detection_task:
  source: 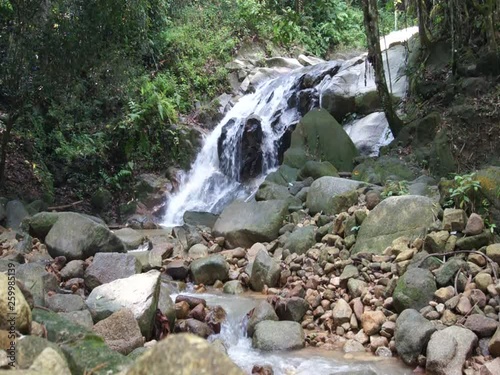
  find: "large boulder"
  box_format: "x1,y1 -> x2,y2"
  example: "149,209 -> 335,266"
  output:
297,160 -> 339,181
252,321 -> 305,351
125,333 -> 245,375
112,228 -> 147,250
343,112 -> 393,157
352,195 -> 437,254
213,200 -> 288,248
306,176 -> 363,215
44,212 -> 125,261
0,273 -> 32,334
183,211 -> 219,229
395,309 -> 437,366
84,252 -> 141,290
250,250 -> 280,292
190,255 -> 230,285
393,268 -> 437,313
282,109 -> 359,171
476,166 -> 500,226
352,156 -> 417,185
86,270 -> 161,338
247,301 -> 279,337
426,326 -> 477,375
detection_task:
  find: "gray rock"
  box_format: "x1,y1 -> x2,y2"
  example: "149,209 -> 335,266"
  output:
15,263 -> 59,307
125,333 -> 245,375
395,309 -> 436,366
247,301 -> 279,337
188,243 -> 209,260
92,308 -> 144,355
84,252 -> 141,291
164,259 -> 189,280
15,336 -> 65,369
45,294 -> 86,313
250,250 -> 280,292
113,228 -> 147,250
190,255 -> 229,285
57,310 -> 94,329
306,176 -> 363,215
426,326 -> 477,375
352,195 -> 437,254
332,298 -> 352,326
86,270 -> 161,339
183,211 -> 219,229
59,260 -> 85,280
158,279 -> 176,326
283,226 -> 316,255
223,280 -> 244,295
343,339 -> 366,353
275,297 -> 309,322
252,320 -> 305,350
393,268 -> 437,313
213,200 -> 289,248
45,212 -> 125,260
28,347 -> 71,375
5,200 -> 29,230
343,112 -> 393,157
435,258 -> 467,287
464,314 -> 498,338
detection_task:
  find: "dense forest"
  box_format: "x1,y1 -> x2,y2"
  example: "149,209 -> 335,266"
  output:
0,0 -> 498,210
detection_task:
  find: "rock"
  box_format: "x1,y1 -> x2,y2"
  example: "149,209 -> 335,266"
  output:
27,347 -> 71,375
59,260 -> 84,280
15,263 -> 59,307
362,310 -> 386,335
5,200 -> 29,230
125,333 -> 245,375
344,112 -> 394,157
395,309 -> 437,366
297,160 -> 339,180
464,213 -> 484,235
343,339 -> 365,353
188,243 -> 209,260
45,294 -> 86,313
223,280 -> 244,295
283,109 -> 359,171
86,270 -> 161,338
113,228 -> 147,250
486,244 -> 500,265
340,264 -> 359,282
0,273 -> 31,334
426,326 -> 477,375
84,252 -> 141,290
45,212 -> 125,261
464,315 -> 498,338
474,273 -> 493,292
252,321 -> 304,351
183,211 -> 219,229
213,200 -> 288,248
15,336 -> 64,369
247,301 -> 279,337
424,231 -> 450,254
480,358 -> 500,375
442,209 -> 467,232
455,230 -> 492,250
352,156 -> 417,185
393,268 -> 437,313
27,212 -> 60,240
58,310 -> 94,329
488,326 -> 500,357
265,165 -> 299,186
190,255 -> 229,285
434,286 -> 455,303
250,250 -> 280,292
32,308 -> 131,374
332,298 -> 352,326
352,195 -> 436,255
347,279 -> 368,298
283,226 -> 316,255
275,297 -> 308,322
306,176 -> 363,215
92,309 -> 144,355
179,319 -> 213,338
435,258 -> 467,287
164,260 -> 189,280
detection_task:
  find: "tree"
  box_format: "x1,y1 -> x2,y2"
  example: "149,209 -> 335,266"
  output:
361,0 -> 403,137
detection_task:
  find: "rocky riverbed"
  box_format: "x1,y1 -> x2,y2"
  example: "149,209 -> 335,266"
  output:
1,164 -> 500,375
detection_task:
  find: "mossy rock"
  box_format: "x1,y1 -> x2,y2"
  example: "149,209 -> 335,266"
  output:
393,268 -> 437,313
354,91 -> 381,115
428,129 -> 456,178
282,109 -> 359,172
27,212 -> 60,241
352,156 -> 418,185
265,165 -> 299,186
395,112 -> 440,148
297,160 -> 338,181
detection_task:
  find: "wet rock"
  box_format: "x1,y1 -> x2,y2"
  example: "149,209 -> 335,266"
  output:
179,318 -> 213,338
190,255 -> 229,285
393,268 -> 437,313
426,326 -> 477,375
252,321 -> 304,351
395,309 -> 437,366
250,250 -> 280,292
183,211 -> 219,229
125,333 -> 245,375
86,270 -> 161,338
92,309 -> 144,355
247,301 -> 279,337
84,252 -> 141,291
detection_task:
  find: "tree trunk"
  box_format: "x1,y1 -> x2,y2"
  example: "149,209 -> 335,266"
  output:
362,0 -> 404,137
417,0 -> 431,49
0,115 -> 14,188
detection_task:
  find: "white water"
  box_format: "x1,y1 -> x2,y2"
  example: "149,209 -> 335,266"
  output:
173,292 -> 412,375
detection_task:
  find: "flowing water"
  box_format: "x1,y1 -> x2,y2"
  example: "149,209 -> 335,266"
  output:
172,291 -> 413,375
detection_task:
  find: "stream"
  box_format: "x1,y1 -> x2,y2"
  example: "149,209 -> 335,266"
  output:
172,290 -> 413,375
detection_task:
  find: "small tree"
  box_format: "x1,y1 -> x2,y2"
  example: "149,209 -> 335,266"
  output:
361,0 -> 403,137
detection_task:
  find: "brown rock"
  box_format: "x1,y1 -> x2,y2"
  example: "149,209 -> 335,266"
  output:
464,213 -> 484,236
456,296 -> 473,315
175,295 -> 207,308
332,298 -> 352,326
362,310 -> 386,336
480,358 -> 500,375
442,209 -> 467,232
434,286 -> 456,303
365,191 -> 381,210
488,326 -> 500,357
175,301 -> 190,319
351,297 -> 364,322
369,335 -> 389,351
188,303 -> 206,321
464,315 -> 499,338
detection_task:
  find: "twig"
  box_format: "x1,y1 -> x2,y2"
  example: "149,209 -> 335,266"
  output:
47,200 -> 84,211
454,268 -> 462,296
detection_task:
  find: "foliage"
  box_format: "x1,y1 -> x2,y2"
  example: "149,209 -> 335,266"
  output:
381,180 -> 409,199
446,173 -> 482,214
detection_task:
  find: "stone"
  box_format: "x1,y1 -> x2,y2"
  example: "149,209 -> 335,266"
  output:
480,358 -> 500,375
297,160 -> 339,181
343,339 -> 365,353
252,321 -> 304,351
464,213 -> 484,235
183,211 -> 219,229
113,228 -> 147,250
464,315 -> 499,338
0,273 -> 31,334
347,279 -> 368,298
393,268 -> 437,313
488,326 -> 500,357
250,250 -> 280,292
306,177 -> 363,215
456,231 -> 492,250
442,209 -> 467,232
474,273 -> 493,292
28,347 -> 71,375
362,310 -> 386,336
15,336 -> 64,369
45,294 -> 86,313
45,212 -> 125,261
247,301 -> 279,337
92,309 -> 144,355
435,258 -> 467,287
191,255 -> 230,285
395,309 -> 437,366
352,156 -> 417,185
223,280 -> 244,295
84,252 -> 141,291
5,200 -> 29,230
86,270 -> 161,338
188,243 -> 209,260
125,333 -> 245,375
332,298 -> 352,326
486,244 -> 500,265
424,231 -> 450,254
283,226 -> 316,255
212,200 -> 289,248
59,260 -> 85,280
434,286 -> 455,303
58,310 -> 94,329
352,195 -> 436,254
164,259 -> 189,280
275,297 -> 309,322
426,326 -> 477,375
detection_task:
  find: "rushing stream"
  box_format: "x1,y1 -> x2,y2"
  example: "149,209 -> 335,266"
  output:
172,291 -> 413,375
